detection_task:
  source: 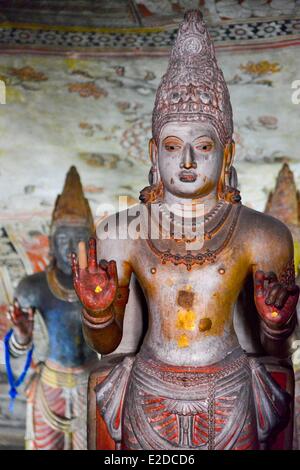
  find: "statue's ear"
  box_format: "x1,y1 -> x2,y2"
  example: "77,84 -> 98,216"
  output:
225,140 -> 235,168
148,138 -> 161,185
149,137 -> 158,165
217,139 -> 236,199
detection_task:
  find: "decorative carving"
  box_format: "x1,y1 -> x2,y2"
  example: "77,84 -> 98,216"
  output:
122,347 -> 256,450
146,203 -> 242,270
152,10 -> 233,146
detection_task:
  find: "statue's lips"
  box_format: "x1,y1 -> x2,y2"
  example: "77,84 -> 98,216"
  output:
179,171 -> 197,183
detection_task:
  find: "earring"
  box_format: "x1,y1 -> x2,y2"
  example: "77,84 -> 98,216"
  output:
140,139 -> 164,204
218,141 -> 241,204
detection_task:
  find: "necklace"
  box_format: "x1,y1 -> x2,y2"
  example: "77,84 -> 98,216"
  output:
146,203 -> 241,270
46,267 -> 78,303
158,200 -> 224,228
156,200 -> 232,243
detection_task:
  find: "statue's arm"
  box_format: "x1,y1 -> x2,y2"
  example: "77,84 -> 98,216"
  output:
251,220 -> 299,358
72,236 -> 133,355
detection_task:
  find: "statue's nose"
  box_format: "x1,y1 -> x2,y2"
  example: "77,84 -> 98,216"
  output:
180,144 -> 196,170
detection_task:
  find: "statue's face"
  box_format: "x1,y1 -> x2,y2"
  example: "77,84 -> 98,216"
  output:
157,121 -> 224,200
52,224 -> 90,275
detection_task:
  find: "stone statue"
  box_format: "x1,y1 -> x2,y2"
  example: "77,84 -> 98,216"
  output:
7,166 -> 98,450
72,11 -> 299,450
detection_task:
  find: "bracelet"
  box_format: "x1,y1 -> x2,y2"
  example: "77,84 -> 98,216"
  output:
9,332 -> 32,358
4,329 -> 34,411
81,308 -> 115,330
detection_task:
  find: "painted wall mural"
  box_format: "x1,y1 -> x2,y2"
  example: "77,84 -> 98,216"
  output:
0,46 -> 299,222
0,0 -> 300,449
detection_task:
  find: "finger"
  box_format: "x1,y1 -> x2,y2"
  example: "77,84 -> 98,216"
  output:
87,238 -> 97,272
78,241 -> 88,269
71,252 -> 80,279
281,286 -> 299,317
13,298 -> 22,319
7,304 -> 13,321
107,260 -> 118,285
10,308 -> 18,324
28,308 -> 35,321
274,288 -> 289,309
265,283 -> 281,305
254,271 -> 266,297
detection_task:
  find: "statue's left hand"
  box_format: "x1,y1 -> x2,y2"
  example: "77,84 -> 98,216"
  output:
254,270 -> 299,329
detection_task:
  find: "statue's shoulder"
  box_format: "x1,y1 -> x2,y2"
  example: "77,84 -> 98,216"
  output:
16,271 -> 47,308
239,204 -> 293,250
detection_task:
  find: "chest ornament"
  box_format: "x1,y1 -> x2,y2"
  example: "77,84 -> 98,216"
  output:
146,203 -> 241,271
46,266 -> 78,303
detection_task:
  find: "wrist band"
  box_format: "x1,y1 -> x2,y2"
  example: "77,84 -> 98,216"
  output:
9,331 -> 32,357
81,308 -> 115,330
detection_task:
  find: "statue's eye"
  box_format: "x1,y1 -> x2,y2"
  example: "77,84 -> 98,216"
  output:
165,144 -> 181,151
195,142 -> 213,152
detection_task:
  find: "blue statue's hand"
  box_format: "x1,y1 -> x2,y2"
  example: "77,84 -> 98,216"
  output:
7,299 -> 35,345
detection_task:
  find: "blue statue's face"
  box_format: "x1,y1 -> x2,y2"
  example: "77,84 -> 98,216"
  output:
53,224 -> 90,275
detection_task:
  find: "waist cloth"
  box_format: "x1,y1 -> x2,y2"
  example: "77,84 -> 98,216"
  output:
96,346 -> 291,450
25,360 -> 97,450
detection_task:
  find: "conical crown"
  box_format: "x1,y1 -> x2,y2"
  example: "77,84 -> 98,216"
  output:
152,10 -> 233,146
265,163 -> 299,226
51,166 -> 94,230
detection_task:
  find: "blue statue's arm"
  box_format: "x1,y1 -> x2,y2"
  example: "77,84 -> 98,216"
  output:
8,273 -> 43,356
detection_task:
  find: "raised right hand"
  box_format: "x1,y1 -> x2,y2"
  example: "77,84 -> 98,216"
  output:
7,299 -> 35,345
71,238 -> 118,316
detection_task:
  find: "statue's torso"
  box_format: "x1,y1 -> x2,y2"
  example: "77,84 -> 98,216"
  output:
132,240 -> 247,366
16,271 -> 97,368
123,204 -> 273,366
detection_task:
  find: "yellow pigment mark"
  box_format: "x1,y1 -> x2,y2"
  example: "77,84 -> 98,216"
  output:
271,311 -> 279,318
166,278 -> 174,287
185,285 -> 192,291
95,285 -> 102,293
177,334 -> 189,348
176,309 -> 196,331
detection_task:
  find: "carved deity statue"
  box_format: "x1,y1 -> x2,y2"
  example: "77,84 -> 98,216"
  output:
7,166 -> 98,450
72,11 -> 299,450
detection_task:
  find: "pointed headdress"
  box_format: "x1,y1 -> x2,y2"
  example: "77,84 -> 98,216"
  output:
152,10 -> 233,146
51,166 -> 94,231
